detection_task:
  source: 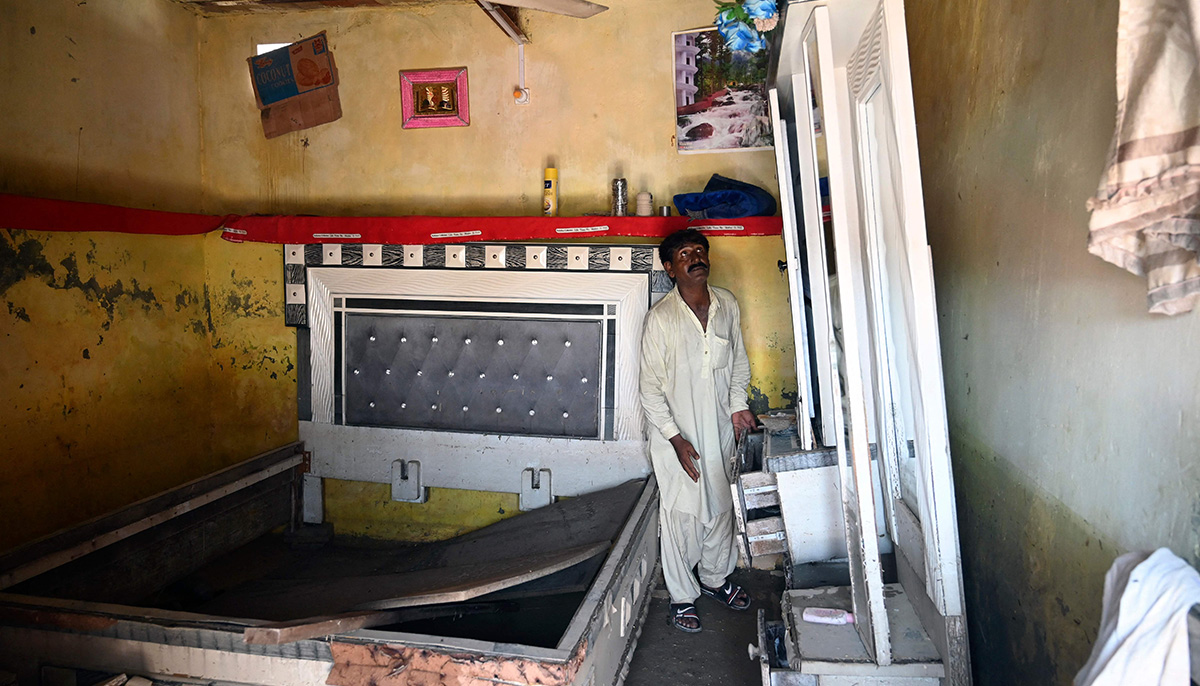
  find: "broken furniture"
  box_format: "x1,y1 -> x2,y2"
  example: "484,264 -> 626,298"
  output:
755,0 -> 973,683
0,443 -> 660,686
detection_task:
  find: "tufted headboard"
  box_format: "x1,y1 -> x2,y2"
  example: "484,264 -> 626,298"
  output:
295,243 -> 667,511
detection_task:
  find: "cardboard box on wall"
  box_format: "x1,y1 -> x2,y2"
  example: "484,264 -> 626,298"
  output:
247,32 -> 342,138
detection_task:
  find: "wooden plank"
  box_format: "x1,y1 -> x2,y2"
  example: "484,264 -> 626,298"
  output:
205,543 -> 609,621
741,472 -> 781,510
244,602 -> 507,645
10,472 -> 294,605
0,442 -> 304,589
748,517 -> 788,556
556,475 -> 656,652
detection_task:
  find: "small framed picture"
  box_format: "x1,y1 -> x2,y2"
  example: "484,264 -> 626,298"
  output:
672,28 -> 773,153
400,67 -> 470,129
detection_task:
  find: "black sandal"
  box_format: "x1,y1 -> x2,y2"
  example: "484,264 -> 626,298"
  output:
668,603 -> 702,633
700,579 -> 751,610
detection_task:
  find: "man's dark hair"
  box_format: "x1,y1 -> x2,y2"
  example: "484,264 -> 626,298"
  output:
658,228 -> 710,266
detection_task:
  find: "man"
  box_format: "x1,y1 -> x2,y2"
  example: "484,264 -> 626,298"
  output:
639,228 -> 756,633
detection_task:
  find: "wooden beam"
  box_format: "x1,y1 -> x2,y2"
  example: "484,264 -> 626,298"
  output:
244,602 -> 508,645
212,542 -> 608,621
490,0 -> 607,19
0,443 -> 305,589
477,1 -> 529,45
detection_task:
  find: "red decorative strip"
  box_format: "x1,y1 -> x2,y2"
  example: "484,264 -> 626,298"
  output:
0,194 -> 782,244
0,194 -> 224,236
220,215 -> 781,244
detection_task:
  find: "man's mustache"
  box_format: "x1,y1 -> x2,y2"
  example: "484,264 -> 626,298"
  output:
688,262 -> 709,273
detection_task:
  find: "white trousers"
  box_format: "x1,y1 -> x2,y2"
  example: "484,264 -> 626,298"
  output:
659,507 -> 738,604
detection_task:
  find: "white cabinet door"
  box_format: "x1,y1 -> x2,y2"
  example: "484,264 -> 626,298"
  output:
839,1 -> 969,681
774,3 -> 892,664
773,0 -> 971,680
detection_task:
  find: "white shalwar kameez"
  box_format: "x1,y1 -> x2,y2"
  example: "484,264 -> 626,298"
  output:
639,285 -> 752,604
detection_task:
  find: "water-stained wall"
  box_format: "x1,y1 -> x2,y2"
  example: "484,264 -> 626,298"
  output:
906,0 -> 1200,682
2,0 -> 795,548
195,1 -> 797,538
0,0 -> 296,552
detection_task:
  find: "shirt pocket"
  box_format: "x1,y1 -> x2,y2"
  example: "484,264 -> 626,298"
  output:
710,334 -> 732,369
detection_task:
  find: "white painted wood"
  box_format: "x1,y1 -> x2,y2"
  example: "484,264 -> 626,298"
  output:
842,0 -> 964,619
446,245 -> 466,268
0,455 -> 303,589
285,244 -> 305,264
610,247 -> 632,271
362,244 -> 383,266
796,4 -> 892,664
818,676 -> 939,686
769,87 -> 817,451
301,421 -> 649,498
0,629 -> 332,685
305,268 -> 648,441
780,57 -> 838,446
485,245 -> 507,268
776,466 -> 847,563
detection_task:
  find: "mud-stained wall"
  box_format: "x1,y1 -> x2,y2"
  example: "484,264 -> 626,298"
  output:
0,0 -> 297,552
195,1 -> 798,539
906,0 -> 1200,682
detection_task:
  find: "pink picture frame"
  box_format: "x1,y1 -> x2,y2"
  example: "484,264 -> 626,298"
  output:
400,67 -> 470,129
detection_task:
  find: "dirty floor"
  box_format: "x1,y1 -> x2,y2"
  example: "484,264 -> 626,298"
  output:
625,567 -> 784,686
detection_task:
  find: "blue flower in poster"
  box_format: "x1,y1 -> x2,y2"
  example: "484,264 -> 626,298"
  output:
719,19 -> 765,53
715,7 -> 740,30
741,0 -> 777,20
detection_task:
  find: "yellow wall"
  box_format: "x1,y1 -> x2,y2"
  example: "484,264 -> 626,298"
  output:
0,0 -> 296,552
1,0 -> 796,549
195,1 -> 797,540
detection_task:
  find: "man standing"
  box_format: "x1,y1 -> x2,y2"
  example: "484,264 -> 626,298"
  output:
640,228 -> 756,633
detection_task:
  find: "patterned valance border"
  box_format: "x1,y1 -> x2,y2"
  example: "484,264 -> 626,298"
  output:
283,242 -> 672,326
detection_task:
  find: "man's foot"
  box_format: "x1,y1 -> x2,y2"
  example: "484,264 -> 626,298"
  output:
700,579 -> 751,610
668,603 -> 702,633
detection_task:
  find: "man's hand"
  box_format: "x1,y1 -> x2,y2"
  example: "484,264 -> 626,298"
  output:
668,434 -> 701,483
732,409 -> 758,441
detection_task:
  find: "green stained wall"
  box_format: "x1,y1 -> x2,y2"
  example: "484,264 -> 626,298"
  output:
905,0 -> 1200,682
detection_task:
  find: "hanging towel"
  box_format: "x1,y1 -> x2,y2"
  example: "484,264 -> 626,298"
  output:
1087,0 -> 1200,315
1073,548 -> 1200,686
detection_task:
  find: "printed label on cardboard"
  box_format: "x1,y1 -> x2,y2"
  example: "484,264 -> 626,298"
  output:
248,32 -> 335,108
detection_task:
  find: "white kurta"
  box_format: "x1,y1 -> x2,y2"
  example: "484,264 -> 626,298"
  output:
639,285 -> 752,522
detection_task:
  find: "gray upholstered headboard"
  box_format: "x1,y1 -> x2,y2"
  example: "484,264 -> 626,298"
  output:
340,305 -> 610,439
295,244 -> 663,512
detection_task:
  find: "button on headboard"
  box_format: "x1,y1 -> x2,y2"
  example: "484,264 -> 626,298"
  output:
343,312 -> 604,438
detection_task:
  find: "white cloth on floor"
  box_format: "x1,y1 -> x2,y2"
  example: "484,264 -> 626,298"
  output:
1086,0 -> 1200,315
639,285 -> 751,521
659,507 -> 738,604
1073,548 -> 1200,686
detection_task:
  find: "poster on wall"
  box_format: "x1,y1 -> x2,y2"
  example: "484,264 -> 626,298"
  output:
672,28 -> 773,154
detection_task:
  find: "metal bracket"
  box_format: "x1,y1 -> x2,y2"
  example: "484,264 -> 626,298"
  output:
391,459 -> 428,503
302,473 -> 325,524
519,468 -> 552,510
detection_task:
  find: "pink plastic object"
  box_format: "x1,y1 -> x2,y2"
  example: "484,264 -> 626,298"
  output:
801,607 -> 855,625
